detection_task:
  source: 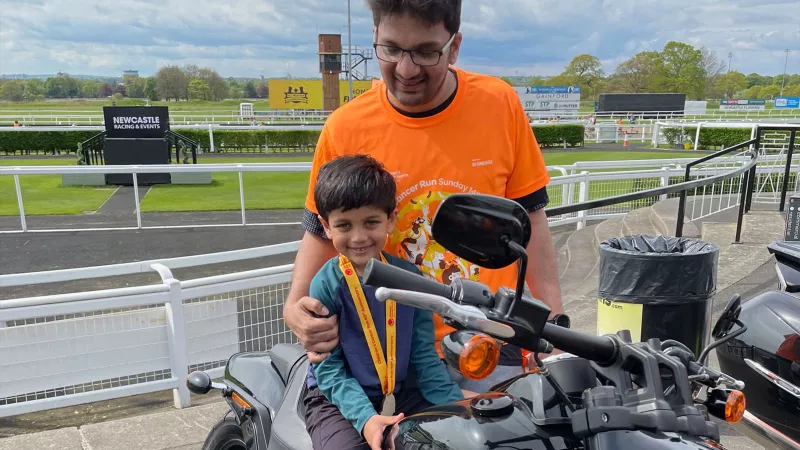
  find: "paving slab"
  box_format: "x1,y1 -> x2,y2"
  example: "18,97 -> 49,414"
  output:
0,427 -> 83,450
79,402 -> 228,450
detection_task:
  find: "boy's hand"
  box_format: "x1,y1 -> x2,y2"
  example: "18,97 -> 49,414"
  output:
288,296 -> 339,363
363,413 -> 404,450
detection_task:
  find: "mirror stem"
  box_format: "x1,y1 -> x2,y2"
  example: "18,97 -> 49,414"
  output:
698,320 -> 748,365
506,240 -> 528,319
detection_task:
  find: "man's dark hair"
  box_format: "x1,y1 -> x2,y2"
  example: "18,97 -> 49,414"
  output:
314,154 -> 397,221
366,0 -> 461,35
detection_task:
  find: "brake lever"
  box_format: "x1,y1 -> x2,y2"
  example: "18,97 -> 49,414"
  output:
374,287 -> 515,340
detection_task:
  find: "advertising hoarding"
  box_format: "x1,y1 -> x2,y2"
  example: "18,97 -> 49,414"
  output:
774,97 -> 800,109
269,79 -> 374,109
514,86 -> 581,112
719,99 -> 766,111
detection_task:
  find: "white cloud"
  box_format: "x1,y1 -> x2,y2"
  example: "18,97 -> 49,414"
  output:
0,0 -> 799,78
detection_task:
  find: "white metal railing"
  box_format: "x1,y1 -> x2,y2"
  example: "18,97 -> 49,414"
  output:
4,154 -> 797,234
1,146 -> 795,418
0,242 -> 300,418
0,109 -> 334,126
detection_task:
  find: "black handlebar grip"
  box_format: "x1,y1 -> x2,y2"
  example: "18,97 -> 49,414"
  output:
363,258 -> 454,300
541,323 -> 617,365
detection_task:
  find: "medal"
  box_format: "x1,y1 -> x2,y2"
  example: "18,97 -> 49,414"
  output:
340,253 -> 397,417
380,393 -> 396,416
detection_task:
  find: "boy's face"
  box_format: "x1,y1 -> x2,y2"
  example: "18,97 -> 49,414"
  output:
320,206 -> 397,271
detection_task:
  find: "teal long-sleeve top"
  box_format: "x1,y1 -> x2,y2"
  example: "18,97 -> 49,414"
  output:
305,252 -> 464,433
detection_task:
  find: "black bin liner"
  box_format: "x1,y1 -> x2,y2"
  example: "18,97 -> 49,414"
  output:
597,235 -> 719,357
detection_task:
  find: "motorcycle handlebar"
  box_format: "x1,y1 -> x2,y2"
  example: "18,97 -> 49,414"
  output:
364,258 -> 454,301
541,322 -> 617,366
365,259 -> 618,365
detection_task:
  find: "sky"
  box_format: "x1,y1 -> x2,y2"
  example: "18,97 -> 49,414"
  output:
1,0 -> 799,79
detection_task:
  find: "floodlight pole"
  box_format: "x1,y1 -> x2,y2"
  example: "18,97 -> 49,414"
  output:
347,0 -> 353,102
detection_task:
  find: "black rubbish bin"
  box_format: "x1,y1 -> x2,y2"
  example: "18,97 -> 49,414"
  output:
596,235 -> 719,357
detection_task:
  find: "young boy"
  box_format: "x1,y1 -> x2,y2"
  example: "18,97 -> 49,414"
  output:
303,154 -> 464,450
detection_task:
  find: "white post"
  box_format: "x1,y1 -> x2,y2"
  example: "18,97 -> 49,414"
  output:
14,174 -> 27,232
652,123 -> 660,148
694,123 -> 702,152
208,124 -> 215,153
152,264 -> 191,409
133,173 -> 142,229
239,169 -> 246,225
660,167 -> 670,201
347,0 -> 353,101
577,171 -> 589,230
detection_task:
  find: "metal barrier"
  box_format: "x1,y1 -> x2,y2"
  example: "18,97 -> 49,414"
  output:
0,242 -> 300,417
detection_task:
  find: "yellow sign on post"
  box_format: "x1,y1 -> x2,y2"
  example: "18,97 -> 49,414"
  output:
269,80 -> 324,110
596,298 -> 643,342
340,80 -> 376,104
269,79 -> 377,110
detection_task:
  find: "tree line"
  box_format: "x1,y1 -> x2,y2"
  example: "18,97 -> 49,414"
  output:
0,65 -> 269,103
503,40 -> 800,101
2,39 -> 799,103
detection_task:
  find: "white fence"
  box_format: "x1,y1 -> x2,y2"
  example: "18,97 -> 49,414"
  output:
0,143 -> 796,418
3,151 -> 796,234
0,242 -> 299,417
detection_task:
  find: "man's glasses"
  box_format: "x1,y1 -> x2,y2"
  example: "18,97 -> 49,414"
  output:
373,33 -> 455,67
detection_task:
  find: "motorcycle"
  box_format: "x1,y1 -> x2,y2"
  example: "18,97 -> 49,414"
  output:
708,239 -> 800,449
187,192 -> 773,450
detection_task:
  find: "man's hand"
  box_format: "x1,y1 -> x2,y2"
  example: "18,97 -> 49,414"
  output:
363,413 -> 405,450
287,296 -> 339,364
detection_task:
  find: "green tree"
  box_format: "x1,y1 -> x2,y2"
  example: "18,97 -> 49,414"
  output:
45,74 -> 80,98
657,41 -> 705,99
144,77 -> 159,101
188,78 -> 212,100
613,51 -> 662,93
0,81 -> 25,102
561,54 -> 605,100
243,81 -> 257,98
155,65 -> 188,101
758,84 -> 781,99
196,68 -> 229,101
23,79 -> 45,101
80,80 -> 100,98
499,76 -> 515,86
715,71 -> 748,99
124,78 -> 146,98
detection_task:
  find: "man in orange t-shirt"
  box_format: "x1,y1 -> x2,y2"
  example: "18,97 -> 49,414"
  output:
283,0 -> 563,394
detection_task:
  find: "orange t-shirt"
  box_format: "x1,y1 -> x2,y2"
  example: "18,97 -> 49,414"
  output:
305,67 -> 550,357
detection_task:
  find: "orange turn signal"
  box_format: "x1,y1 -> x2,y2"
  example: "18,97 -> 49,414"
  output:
232,392 -> 252,409
459,334 -> 500,381
725,390 -> 746,423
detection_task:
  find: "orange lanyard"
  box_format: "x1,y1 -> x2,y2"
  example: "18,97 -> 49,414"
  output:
339,253 -> 396,400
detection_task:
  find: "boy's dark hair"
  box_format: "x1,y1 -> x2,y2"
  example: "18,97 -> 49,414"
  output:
366,0 -> 461,35
314,154 -> 397,221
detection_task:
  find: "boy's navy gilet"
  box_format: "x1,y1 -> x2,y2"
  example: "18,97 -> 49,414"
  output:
306,253 -> 417,398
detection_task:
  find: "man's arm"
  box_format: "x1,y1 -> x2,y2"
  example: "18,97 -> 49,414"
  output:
525,208 -> 563,317
283,231 -> 340,361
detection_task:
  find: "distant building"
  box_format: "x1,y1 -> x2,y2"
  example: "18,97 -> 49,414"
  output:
123,70 -> 139,78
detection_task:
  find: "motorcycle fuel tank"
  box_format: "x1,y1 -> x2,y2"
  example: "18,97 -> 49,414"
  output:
385,357 -> 728,450
715,290 -> 800,442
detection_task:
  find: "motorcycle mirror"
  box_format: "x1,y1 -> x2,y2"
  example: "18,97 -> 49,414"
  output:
431,194 -> 531,270
712,294 -> 743,340
187,371 -> 213,395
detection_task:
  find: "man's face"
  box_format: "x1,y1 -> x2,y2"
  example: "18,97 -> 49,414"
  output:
374,13 -> 461,110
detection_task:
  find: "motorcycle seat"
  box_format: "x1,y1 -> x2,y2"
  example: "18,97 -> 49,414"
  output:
269,343 -> 308,385
769,241 -> 800,292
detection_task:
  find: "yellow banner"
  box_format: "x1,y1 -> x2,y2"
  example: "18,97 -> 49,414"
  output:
269,79 -> 323,110
340,80 -> 375,104
268,79 -> 377,110
596,298 -> 643,342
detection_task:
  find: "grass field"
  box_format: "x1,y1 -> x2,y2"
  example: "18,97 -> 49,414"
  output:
0,151 -> 693,216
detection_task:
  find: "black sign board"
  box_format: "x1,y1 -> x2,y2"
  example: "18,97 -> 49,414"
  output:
103,106 -> 169,139
786,195 -> 800,241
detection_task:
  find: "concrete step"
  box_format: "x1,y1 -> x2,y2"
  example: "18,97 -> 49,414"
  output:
622,206 -> 660,236
700,222 -> 738,254
559,224 -> 600,299
593,216 -> 624,249
651,197 -> 700,238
